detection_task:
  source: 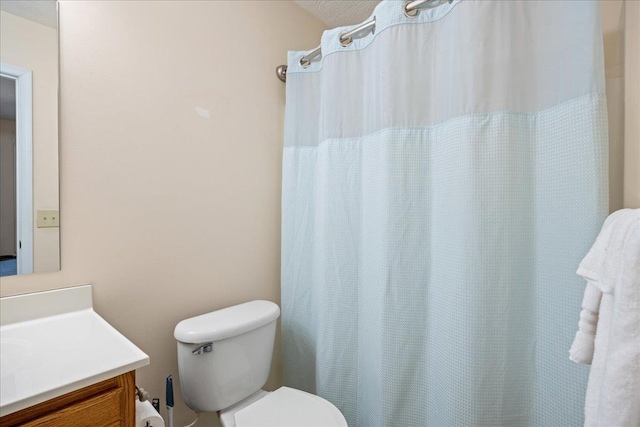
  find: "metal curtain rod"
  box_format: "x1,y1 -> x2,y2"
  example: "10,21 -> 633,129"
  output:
275,0 -> 453,82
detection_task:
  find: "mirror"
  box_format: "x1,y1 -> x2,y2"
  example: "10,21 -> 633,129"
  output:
0,1 -> 59,276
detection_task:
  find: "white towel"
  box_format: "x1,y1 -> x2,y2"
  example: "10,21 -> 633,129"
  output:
573,209 -> 640,427
592,216 -> 640,426
576,208 -> 628,287
569,281 -> 601,364
570,210 -> 625,365
584,292 -> 615,426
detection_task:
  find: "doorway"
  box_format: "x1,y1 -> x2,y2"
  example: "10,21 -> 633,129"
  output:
0,63 -> 33,276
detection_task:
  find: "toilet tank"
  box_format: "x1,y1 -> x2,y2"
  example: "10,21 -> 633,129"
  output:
174,300 -> 280,412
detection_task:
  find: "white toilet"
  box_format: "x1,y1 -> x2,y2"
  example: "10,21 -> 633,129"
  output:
174,300 -> 347,427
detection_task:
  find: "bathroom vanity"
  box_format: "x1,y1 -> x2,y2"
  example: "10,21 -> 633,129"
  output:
0,285 -> 149,426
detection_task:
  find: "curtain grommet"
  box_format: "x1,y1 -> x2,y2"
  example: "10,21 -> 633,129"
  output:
404,0 -> 419,17
299,57 -> 311,68
340,35 -> 353,47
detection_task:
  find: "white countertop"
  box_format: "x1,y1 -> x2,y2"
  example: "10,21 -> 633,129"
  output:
0,285 -> 150,416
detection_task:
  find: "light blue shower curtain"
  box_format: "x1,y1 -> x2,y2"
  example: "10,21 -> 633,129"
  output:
281,1 -> 608,425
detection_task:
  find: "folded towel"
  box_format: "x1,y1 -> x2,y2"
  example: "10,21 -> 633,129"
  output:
569,281 -> 601,364
591,215 -> 640,426
576,209 -> 627,288
584,293 -> 615,426
575,209 -> 640,427
598,210 -> 639,294
569,210 -> 631,367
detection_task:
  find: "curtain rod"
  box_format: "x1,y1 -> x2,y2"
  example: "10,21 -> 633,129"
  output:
276,0 -> 453,82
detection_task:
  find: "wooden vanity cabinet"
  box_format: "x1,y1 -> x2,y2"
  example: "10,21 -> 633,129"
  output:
0,371 -> 136,427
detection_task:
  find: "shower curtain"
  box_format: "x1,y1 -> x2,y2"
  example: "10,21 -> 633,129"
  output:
281,1 -> 608,425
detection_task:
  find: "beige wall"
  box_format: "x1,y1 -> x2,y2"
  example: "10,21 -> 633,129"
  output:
0,1 -> 326,426
0,119 -> 16,256
601,0 -> 625,212
0,11 -> 60,273
0,1 -> 636,426
625,0 -> 640,208
600,0 -> 640,210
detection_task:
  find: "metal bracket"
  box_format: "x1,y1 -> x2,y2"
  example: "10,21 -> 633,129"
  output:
192,343 -> 213,355
276,65 -> 287,82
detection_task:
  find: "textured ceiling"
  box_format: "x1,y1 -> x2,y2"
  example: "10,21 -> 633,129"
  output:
294,0 -> 380,28
1,0 -> 373,32
0,1 -> 57,29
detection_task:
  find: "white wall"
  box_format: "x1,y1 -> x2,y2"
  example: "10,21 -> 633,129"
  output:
0,1 -> 326,426
0,11 -> 59,273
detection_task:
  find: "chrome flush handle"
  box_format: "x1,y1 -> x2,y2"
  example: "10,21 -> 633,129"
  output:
192,343 -> 213,355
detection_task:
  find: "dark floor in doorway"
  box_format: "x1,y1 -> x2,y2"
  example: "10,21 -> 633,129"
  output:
0,257 -> 17,276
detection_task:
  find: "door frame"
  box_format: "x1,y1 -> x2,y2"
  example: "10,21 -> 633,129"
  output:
1,62 -> 33,275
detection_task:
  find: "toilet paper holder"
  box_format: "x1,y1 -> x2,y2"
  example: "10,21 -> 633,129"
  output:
136,396 -> 165,427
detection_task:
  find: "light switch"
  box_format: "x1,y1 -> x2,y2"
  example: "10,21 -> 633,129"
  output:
37,210 -> 59,228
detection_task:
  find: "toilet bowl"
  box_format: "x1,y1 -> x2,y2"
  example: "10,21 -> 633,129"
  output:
219,387 -> 346,427
174,300 -> 347,427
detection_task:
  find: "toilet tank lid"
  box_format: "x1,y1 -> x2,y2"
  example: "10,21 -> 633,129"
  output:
174,300 -> 280,344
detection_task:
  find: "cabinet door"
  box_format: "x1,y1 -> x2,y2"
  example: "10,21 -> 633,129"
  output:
21,388 -> 123,427
0,371 -> 136,427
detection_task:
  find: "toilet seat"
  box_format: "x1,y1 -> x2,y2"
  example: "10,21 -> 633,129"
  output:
223,387 -> 347,427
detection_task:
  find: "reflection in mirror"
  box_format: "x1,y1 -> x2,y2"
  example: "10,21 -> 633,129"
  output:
0,1 -> 59,276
